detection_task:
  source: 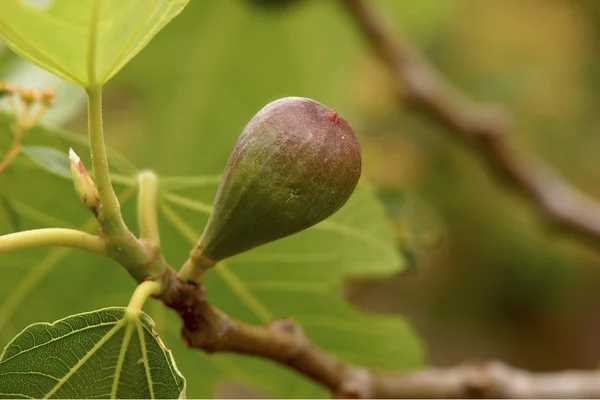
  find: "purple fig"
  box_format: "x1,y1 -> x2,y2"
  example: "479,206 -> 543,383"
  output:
198,97 -> 361,263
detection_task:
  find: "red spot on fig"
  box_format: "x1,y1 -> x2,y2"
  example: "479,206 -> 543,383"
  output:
326,109 -> 341,125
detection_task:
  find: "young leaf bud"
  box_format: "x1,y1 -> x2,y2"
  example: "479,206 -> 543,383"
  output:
197,97 -> 361,263
69,148 -> 102,218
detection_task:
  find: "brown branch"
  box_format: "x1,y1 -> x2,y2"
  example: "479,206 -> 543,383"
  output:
370,362 -> 600,399
157,269 -> 600,398
342,0 -> 600,249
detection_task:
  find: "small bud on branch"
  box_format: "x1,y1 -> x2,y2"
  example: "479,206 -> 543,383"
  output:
69,148 -> 102,219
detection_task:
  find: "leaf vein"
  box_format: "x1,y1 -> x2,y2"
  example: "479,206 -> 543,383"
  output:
110,317 -> 135,399
136,318 -> 155,399
44,319 -> 127,398
0,321 -> 121,364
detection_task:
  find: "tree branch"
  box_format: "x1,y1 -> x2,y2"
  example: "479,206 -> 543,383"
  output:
157,268 -> 600,398
369,362 -> 600,399
341,0 -> 600,250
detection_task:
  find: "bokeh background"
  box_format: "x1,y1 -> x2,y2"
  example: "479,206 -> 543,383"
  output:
5,0 -> 600,390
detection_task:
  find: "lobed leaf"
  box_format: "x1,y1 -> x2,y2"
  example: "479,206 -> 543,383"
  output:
0,0 -> 189,87
0,307 -> 186,399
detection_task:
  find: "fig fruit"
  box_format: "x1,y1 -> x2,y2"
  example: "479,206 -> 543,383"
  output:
195,97 -> 361,267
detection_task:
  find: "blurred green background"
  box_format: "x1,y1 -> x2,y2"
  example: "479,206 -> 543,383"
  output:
5,0 -> 600,391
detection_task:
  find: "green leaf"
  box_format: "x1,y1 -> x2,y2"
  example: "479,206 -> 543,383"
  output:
0,0 -> 189,87
20,145 -> 71,179
0,307 -> 186,399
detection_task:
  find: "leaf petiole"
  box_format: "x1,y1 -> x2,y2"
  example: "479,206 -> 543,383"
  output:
86,87 -> 128,238
128,280 -> 162,311
0,228 -> 106,256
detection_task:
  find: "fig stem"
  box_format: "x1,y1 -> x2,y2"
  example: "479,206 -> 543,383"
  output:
178,248 -> 215,284
86,87 -> 128,238
0,228 -> 106,256
137,170 -> 161,249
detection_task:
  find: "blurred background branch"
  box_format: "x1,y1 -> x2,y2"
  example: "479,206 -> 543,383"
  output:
335,0 -> 600,397
342,0 -> 600,250
369,361 -> 600,398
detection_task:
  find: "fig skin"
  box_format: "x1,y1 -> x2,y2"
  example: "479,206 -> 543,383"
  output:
198,97 -> 361,263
